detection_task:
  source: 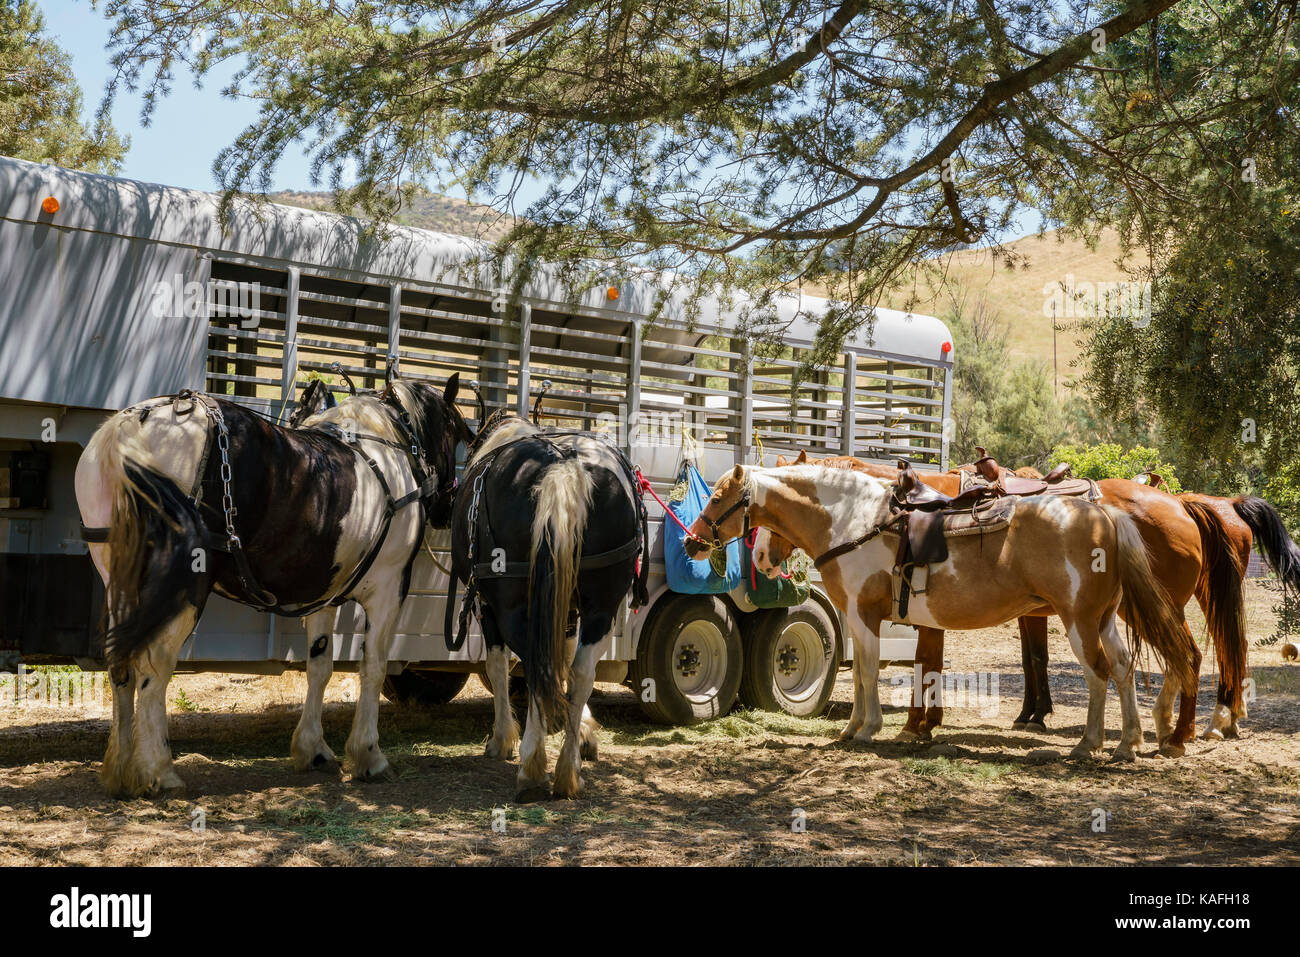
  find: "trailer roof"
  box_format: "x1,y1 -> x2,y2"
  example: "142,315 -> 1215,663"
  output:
0,155 -> 953,363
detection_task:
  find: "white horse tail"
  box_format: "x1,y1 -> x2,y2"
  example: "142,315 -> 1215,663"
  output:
526,455 -> 593,727
82,413 -> 207,678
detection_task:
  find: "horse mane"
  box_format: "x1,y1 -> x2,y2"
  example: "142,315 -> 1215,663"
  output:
470,414 -> 539,465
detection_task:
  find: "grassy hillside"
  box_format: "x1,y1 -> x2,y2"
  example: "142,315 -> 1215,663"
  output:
268,188 -> 518,242
882,229 -> 1140,389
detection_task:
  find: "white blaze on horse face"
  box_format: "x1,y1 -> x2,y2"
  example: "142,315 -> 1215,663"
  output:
751,527 -> 781,579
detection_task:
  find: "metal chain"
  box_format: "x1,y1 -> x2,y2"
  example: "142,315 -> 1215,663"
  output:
201,396 -> 241,548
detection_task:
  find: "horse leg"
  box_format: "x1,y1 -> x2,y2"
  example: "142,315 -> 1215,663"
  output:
839,643 -> 867,741
344,595 -> 399,782
1015,616 -> 1052,731
123,604 -> 200,798
291,609 -> 339,771
553,615 -> 613,799
841,612 -> 883,744
899,626 -> 943,741
1063,617 -> 1110,759
1195,590 -> 1238,740
482,607 -> 520,760
579,704 -> 600,762
1100,611 -> 1142,762
516,692 -> 551,802
102,660 -> 135,798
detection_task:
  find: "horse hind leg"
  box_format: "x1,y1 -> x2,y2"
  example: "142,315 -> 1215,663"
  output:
122,603 -> 201,798
344,595 -> 399,782
515,692 -> 551,802
553,615 -> 613,799
1100,612 -> 1142,762
291,608 -> 339,772
102,660 -> 135,797
1062,618 -> 1110,759
483,629 -> 520,760
1014,616 -> 1052,732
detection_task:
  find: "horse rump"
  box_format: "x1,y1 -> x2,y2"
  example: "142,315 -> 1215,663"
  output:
1103,504 -> 1200,697
1181,498 -> 1248,718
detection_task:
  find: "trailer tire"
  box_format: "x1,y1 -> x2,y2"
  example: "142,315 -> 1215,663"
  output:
738,605 -> 839,717
629,594 -> 742,725
382,668 -> 469,706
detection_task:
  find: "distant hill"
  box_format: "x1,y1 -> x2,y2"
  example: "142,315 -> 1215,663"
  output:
267,188 -> 518,242
881,229 -> 1140,389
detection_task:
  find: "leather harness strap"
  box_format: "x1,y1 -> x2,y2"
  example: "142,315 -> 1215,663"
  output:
80,389 -> 450,619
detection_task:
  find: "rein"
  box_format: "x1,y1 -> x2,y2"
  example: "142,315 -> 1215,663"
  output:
811,512 -> 906,570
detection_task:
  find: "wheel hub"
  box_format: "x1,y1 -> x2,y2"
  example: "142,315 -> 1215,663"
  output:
677,643 -> 701,678
777,644 -> 800,676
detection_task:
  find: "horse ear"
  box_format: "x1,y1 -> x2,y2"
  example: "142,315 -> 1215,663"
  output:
443,372 -> 460,406
796,450 -> 808,464
775,454 -> 789,466
731,464 -> 744,482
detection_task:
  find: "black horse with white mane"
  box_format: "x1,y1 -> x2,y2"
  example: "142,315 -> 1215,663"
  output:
447,412 -> 648,801
75,374 -> 472,798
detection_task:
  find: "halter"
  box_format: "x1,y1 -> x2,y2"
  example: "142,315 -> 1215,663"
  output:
694,471 -> 755,575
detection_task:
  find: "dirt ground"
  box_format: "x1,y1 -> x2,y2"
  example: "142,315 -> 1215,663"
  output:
1,580 -> 1297,866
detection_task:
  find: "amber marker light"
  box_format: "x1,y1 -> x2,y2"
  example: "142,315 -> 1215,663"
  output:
606,286 -> 620,301
42,196 -> 60,214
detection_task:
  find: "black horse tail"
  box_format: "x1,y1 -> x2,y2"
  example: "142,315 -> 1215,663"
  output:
102,462 -> 208,679
1233,496 -> 1300,592
1181,499 -> 1248,718
527,456 -> 592,728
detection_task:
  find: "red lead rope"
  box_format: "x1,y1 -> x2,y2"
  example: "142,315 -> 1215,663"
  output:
635,468 -> 791,582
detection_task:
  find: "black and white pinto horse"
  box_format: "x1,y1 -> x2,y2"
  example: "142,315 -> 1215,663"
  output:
448,415 -> 648,800
74,375 -> 472,798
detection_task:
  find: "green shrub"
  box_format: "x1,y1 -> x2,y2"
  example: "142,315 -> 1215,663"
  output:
1048,442 -> 1182,491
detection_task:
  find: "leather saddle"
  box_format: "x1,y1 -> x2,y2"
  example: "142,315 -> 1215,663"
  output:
887,449 -> 1095,621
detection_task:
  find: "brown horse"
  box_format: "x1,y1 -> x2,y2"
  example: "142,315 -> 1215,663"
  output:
1015,479 -> 1298,740
760,451 -> 1247,752
692,463 -> 1201,759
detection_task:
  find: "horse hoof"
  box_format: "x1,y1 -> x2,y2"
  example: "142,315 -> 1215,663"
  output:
1109,749 -> 1137,763
1202,727 -> 1225,741
1158,743 -> 1186,758
484,740 -> 517,760
515,785 -> 551,804
894,729 -> 924,743
311,751 -> 338,771
579,741 -> 599,762
552,776 -> 584,800
1011,720 -> 1029,730
1024,721 -> 1048,734
1068,745 -> 1097,760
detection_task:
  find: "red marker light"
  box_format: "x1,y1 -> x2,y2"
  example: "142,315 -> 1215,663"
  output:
42,196 -> 60,214
941,341 -> 952,354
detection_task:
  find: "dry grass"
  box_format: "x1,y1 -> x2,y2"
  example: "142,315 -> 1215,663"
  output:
1,580 -> 1296,866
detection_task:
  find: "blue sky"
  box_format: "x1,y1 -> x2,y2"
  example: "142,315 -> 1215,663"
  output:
44,0 -> 319,192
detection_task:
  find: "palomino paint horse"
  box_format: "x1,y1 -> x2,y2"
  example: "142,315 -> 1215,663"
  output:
760,451 -> 1246,752
447,415 -> 647,800
692,464 -> 1201,760
75,375 -> 472,797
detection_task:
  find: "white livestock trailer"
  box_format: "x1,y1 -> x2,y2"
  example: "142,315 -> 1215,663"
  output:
0,155 -> 955,722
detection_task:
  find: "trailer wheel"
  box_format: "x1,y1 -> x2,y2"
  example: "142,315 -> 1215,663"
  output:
382,668 -> 470,706
739,605 -> 839,717
629,594 -> 742,725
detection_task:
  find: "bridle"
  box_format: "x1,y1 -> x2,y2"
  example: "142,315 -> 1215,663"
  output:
693,471 -> 755,574
379,386 -> 461,524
